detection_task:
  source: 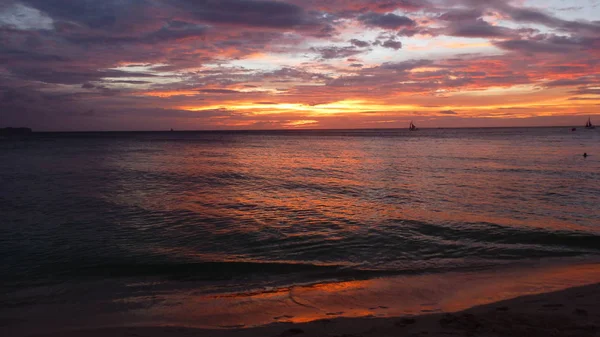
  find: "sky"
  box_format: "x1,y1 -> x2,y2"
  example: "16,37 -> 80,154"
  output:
1,0 -> 599,131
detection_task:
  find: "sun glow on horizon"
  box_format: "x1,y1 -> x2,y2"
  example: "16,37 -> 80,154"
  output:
3,0 -> 600,130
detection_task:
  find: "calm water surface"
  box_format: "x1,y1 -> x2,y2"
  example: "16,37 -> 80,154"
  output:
1,128 -> 599,331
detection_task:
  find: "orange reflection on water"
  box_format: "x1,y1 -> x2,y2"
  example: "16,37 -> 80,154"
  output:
134,261 -> 600,329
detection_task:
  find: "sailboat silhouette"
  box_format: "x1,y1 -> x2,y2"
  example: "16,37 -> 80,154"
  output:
585,117 -> 595,129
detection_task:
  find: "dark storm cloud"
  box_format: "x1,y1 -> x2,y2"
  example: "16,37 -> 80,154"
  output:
358,12 -> 415,29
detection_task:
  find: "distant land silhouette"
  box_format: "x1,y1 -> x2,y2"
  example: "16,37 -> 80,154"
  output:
0,127 -> 33,137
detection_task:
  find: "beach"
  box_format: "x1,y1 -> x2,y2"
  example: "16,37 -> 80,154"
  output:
29,281 -> 600,337
3,260 -> 598,337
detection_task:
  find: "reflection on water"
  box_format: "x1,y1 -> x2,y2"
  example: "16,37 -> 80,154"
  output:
138,261 -> 600,328
1,129 -> 599,283
7,260 -> 600,336
0,128 -> 599,334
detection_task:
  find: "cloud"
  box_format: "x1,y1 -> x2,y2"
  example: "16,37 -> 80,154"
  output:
507,7 -> 560,26
8,67 -> 157,85
380,59 -> 432,72
21,0 -> 156,32
0,2 -> 53,30
381,39 -> 402,50
544,77 -> 600,87
494,39 -> 575,54
373,0 -> 428,12
438,9 -> 483,22
439,110 -> 458,115
172,0 -> 321,29
109,80 -> 153,84
0,46 -> 68,63
199,89 -> 242,94
350,39 -> 370,48
505,6 -> 600,33
65,22 -> 209,45
448,19 -> 515,38
568,97 -> 600,101
358,12 -> 415,29
2,0 -> 600,130
571,87 -> 600,95
286,0 -> 428,14
311,46 -> 364,59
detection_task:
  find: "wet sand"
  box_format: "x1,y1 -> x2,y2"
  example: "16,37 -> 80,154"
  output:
30,282 -> 600,337
5,260 -> 600,337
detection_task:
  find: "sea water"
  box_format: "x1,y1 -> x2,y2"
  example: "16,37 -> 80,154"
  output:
1,127 -> 599,333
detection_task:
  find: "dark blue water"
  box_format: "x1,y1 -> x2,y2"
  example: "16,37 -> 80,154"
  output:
1,128 -> 599,297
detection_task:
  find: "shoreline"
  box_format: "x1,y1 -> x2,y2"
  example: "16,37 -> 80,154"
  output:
29,282 -> 600,337
5,259 -> 600,337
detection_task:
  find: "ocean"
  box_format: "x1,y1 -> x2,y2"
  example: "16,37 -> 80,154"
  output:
1,127 -> 599,334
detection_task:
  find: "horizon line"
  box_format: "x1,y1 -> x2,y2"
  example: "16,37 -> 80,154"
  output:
11,125 -> 595,133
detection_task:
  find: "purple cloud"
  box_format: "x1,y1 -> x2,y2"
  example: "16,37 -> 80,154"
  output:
1,0 -> 599,130
381,39 -> 402,50
311,46 -> 364,59
350,39 -> 370,48
448,19 -> 515,38
359,12 -> 415,29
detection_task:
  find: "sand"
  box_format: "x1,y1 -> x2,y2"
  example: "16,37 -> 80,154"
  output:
29,282 -> 600,337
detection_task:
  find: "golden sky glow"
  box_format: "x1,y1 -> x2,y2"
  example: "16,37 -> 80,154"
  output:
1,0 -> 599,130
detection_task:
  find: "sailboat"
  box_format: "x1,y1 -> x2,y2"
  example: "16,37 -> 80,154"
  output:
585,117 -> 595,129
409,121 -> 418,131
